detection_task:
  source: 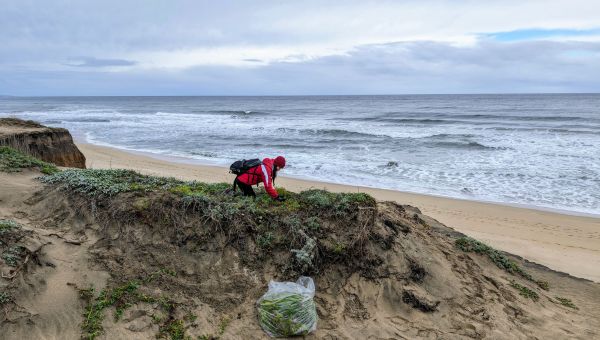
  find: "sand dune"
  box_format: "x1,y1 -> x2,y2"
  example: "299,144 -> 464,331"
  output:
2,167 -> 599,339
78,143 -> 600,283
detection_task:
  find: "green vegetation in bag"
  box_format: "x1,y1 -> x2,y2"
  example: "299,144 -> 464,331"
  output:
258,292 -> 317,337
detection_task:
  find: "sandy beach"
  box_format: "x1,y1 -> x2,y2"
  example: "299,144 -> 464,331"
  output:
78,142 -> 600,283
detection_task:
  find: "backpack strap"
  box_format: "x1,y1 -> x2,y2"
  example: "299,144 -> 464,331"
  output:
232,176 -> 239,191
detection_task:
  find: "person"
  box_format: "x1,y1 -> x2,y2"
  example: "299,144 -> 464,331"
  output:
234,156 -> 286,201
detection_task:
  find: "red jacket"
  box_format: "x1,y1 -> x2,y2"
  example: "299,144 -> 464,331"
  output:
237,158 -> 279,198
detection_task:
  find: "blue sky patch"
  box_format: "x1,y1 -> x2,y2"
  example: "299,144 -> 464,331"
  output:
486,28 -> 600,42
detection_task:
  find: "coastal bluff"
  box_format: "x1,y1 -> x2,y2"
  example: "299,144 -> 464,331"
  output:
0,118 -> 85,168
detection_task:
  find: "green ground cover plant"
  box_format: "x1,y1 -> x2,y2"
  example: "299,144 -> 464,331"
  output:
510,281 -> 539,301
0,146 -> 58,174
298,189 -> 375,216
0,219 -> 20,234
0,291 -> 11,305
158,319 -> 190,340
79,276 -> 184,340
455,237 -> 549,290
554,296 -> 578,309
40,169 -> 376,228
80,280 -> 141,339
41,169 -> 189,197
2,245 -> 25,267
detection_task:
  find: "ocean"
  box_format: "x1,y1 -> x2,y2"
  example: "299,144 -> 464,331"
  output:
1,94 -> 599,215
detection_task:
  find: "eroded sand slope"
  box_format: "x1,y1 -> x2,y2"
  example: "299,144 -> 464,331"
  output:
1,170 -> 599,339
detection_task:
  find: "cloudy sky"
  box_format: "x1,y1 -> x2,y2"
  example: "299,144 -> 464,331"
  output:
1,0 -> 600,95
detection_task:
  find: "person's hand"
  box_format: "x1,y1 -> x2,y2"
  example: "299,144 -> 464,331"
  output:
275,196 -> 286,202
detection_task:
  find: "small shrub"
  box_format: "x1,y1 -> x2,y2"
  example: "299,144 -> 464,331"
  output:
305,217 -> 321,231
81,280 -> 140,339
257,232 -> 274,249
298,189 -> 375,215
536,280 -> 550,291
510,281 -> 539,301
554,296 -> 578,309
183,312 -> 197,322
218,316 -> 230,336
0,291 -> 12,305
456,237 -> 522,274
337,192 -> 375,211
0,219 -> 20,234
299,190 -> 334,208
2,245 -> 25,267
284,216 -> 302,229
157,296 -> 175,311
455,237 -> 548,289
158,319 -> 190,340
332,242 -> 346,254
151,313 -> 164,324
341,192 -> 376,205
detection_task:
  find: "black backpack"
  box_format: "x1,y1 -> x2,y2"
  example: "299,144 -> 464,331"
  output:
229,158 -> 262,175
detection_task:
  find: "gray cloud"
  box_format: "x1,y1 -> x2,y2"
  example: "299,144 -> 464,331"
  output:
2,39 -> 599,96
1,1 -> 600,95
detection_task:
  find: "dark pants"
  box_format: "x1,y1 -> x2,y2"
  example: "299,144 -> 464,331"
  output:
234,177 -> 256,198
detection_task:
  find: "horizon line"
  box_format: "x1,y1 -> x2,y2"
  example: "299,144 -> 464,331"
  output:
2,92 -> 600,98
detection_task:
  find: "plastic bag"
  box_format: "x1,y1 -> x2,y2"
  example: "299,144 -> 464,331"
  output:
257,276 -> 318,337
